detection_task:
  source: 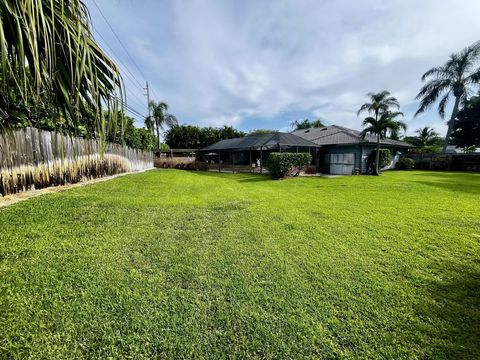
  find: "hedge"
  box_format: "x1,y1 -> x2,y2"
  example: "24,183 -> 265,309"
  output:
266,152 -> 312,179
396,157 -> 415,170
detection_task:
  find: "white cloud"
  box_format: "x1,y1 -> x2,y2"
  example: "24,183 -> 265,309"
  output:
86,0 -> 480,135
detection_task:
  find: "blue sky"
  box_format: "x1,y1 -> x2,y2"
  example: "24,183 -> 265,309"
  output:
85,0 -> 480,135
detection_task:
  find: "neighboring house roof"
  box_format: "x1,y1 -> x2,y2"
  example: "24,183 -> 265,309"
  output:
444,145 -> 480,154
200,132 -> 317,152
292,125 -> 413,148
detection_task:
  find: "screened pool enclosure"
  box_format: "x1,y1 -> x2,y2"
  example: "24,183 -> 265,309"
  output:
198,132 -> 318,173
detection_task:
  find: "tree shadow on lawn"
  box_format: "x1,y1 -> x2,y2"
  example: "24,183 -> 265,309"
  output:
189,171 -> 272,183
419,263 -> 480,358
410,172 -> 480,195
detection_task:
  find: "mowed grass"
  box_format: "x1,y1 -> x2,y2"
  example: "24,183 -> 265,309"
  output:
0,170 -> 479,359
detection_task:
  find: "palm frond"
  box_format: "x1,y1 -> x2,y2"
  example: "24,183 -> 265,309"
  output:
465,65 -> 480,84
421,65 -> 453,81
357,103 -> 371,116
437,91 -> 451,118
358,91 -> 401,116
0,0 -> 124,138
415,80 -> 451,117
416,41 -> 480,121
362,116 -> 377,127
360,126 -> 375,139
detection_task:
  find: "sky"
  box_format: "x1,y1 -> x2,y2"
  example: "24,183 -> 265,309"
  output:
84,0 -> 480,135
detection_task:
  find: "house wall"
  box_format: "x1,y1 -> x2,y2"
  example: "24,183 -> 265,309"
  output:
360,146 -> 375,174
322,145 -> 405,174
360,146 -> 404,172
322,145 -> 362,175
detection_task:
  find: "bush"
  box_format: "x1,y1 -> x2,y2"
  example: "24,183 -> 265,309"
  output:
396,157 -> 415,170
266,152 -> 312,179
154,157 -> 195,170
367,149 -> 392,172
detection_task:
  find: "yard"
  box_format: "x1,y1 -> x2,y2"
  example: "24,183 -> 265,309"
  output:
0,170 -> 479,359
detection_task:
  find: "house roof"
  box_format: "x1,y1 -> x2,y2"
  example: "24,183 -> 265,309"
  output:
445,145 -> 480,153
292,125 -> 413,148
200,132 -> 317,152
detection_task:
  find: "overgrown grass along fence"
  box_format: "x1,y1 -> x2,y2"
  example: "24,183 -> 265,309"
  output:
154,156 -> 196,170
0,127 -> 153,196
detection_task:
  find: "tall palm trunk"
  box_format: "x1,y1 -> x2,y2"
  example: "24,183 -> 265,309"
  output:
156,122 -> 161,151
375,133 -> 380,175
442,96 -> 461,153
374,110 -> 380,175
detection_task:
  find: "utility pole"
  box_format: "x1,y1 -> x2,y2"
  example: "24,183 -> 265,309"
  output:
143,81 -> 151,119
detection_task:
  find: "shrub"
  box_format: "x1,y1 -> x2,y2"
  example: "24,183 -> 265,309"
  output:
266,152 -> 312,179
396,157 -> 415,170
154,157 -> 195,170
432,155 -> 451,170
367,149 -> 392,172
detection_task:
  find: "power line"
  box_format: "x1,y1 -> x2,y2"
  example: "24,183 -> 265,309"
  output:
91,0 -> 148,82
89,1 -> 152,117
91,25 -> 145,91
128,93 -> 148,108
125,85 -> 149,105
90,22 -> 150,116
126,106 -> 147,119
150,87 -> 160,101
106,94 -> 147,119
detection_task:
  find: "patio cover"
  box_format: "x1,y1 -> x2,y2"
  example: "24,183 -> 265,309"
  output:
200,132 -> 318,152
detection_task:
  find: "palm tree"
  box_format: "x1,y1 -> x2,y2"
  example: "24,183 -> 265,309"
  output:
144,116 -> 155,135
415,41 -> 480,152
357,91 -> 402,174
415,126 -> 440,147
291,118 -> 325,130
146,101 -> 178,151
361,111 -> 406,175
357,91 -> 401,121
0,0 -> 123,137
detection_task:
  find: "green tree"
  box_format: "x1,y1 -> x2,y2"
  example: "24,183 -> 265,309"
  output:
403,126 -> 443,153
291,118 -> 325,130
361,111 -> 406,175
164,125 -> 245,149
415,126 -> 440,147
357,91 -> 403,174
451,96 -> 480,149
415,41 -> 480,152
136,128 -> 157,151
106,114 -> 157,151
357,91 -> 401,121
248,129 -> 277,135
144,116 -> 155,135
146,101 -> 178,151
0,0 -> 123,136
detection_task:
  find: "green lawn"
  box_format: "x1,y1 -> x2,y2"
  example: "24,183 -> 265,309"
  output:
0,170 -> 479,359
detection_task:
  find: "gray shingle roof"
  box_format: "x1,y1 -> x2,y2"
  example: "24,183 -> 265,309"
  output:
200,132 -> 317,152
292,125 -> 413,148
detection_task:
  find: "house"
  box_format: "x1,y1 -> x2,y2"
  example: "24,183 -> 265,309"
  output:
198,132 -> 318,172
444,145 -> 480,154
292,125 -> 413,175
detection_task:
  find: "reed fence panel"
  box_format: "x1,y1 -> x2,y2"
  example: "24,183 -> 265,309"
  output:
0,127 -> 153,196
